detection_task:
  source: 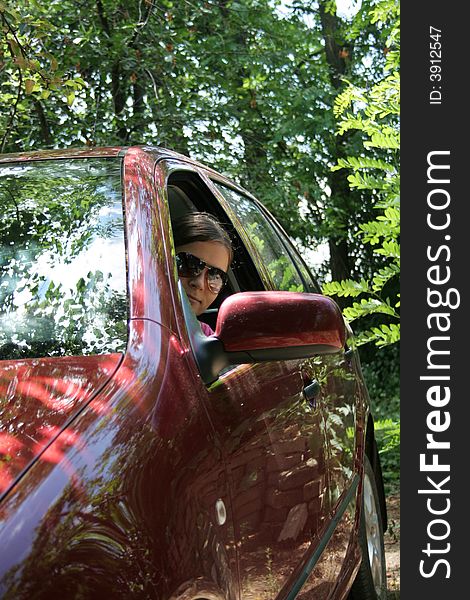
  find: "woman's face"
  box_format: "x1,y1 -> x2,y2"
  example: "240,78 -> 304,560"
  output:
176,241 -> 230,316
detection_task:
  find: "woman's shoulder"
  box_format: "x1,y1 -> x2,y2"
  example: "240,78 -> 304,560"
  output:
200,321 -> 215,337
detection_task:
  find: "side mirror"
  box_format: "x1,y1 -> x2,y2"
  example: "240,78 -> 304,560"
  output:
178,283 -> 346,385
215,291 -> 345,355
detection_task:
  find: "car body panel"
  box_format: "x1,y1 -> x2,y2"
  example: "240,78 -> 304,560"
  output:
0,354 -> 122,495
279,478 -> 360,600
123,147 -> 177,328
203,359 -> 331,597
0,319 -> 236,598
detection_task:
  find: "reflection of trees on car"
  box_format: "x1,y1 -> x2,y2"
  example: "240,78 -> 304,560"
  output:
246,222 -> 303,292
1,394 -> 235,599
0,160 -> 127,360
0,274 -> 127,359
1,432 -> 163,599
215,183 -> 305,293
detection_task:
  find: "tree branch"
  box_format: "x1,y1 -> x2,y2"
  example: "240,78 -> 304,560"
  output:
0,14 -> 24,152
33,98 -> 52,146
95,0 -> 111,36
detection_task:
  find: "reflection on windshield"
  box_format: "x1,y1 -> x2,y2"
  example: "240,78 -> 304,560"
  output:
0,159 -> 128,359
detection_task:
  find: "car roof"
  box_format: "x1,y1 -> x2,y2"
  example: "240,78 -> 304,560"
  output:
0,145 -> 205,167
0,143 -> 262,208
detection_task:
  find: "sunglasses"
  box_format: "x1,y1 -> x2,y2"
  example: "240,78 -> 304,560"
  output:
176,252 -> 228,294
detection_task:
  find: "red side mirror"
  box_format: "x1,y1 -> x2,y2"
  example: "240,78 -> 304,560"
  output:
215,291 -> 345,355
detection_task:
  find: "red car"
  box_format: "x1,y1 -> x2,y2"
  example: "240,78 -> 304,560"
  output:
0,146 -> 387,599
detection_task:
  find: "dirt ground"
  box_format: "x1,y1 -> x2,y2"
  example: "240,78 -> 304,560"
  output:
385,493 -> 400,599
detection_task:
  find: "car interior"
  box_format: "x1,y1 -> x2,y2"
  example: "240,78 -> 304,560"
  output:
166,172 -> 261,332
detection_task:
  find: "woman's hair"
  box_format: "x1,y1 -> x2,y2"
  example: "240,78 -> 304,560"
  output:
172,212 -> 234,264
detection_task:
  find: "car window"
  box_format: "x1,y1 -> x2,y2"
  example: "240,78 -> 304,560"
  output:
166,169 -> 265,292
269,219 -> 321,293
213,183 -> 306,292
0,158 -> 127,360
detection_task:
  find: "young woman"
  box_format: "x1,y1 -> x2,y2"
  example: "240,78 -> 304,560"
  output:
172,212 -> 233,336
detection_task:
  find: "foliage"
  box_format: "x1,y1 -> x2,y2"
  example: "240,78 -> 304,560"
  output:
375,418 -> 400,494
0,0 -> 84,151
322,0 -> 400,348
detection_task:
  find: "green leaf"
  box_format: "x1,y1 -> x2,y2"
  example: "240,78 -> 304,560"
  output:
333,156 -> 395,173
375,240 -> 400,258
25,79 -> 35,95
322,278 -> 370,298
343,298 -> 397,321
365,131 -> 400,150
371,264 -> 400,291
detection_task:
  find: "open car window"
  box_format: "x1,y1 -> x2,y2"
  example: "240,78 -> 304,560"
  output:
165,169 -> 266,333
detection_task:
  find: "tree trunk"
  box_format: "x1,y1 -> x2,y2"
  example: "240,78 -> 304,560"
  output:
318,0 -> 353,284
33,99 -> 52,147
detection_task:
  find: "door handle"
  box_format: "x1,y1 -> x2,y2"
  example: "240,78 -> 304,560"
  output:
303,379 -> 321,409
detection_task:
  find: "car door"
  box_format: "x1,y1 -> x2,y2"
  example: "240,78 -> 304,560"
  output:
206,180 -> 359,597
163,164 -> 347,598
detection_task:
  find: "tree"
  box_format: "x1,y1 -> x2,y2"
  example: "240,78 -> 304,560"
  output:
0,1 -> 84,151
322,0 -> 400,347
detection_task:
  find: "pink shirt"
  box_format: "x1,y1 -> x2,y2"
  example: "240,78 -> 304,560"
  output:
200,321 -> 215,336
